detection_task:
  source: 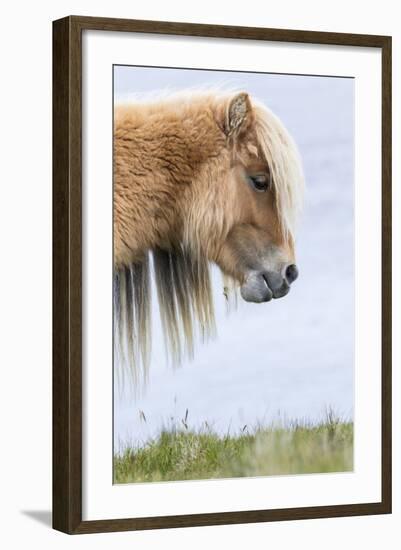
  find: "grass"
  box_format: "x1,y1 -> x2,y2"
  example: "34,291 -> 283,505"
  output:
114,412 -> 353,484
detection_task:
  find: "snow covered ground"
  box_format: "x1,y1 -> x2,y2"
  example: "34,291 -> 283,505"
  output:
113,66 -> 354,449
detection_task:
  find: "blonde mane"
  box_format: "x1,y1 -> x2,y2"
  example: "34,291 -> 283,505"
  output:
114,89 -> 304,390
253,101 -> 304,243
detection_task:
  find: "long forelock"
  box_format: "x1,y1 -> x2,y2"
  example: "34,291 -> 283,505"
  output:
252,101 -> 304,243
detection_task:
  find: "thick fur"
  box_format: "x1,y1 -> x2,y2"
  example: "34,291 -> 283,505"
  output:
114,90 -> 304,385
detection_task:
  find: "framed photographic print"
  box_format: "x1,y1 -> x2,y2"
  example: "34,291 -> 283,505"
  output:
53,16 -> 392,534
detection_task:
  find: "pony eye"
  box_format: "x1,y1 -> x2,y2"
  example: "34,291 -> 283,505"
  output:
249,174 -> 270,192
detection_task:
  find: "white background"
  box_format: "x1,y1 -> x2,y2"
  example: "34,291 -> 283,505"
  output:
0,0 -> 399,548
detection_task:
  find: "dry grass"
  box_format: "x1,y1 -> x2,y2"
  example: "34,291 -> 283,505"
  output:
114,412 -> 353,484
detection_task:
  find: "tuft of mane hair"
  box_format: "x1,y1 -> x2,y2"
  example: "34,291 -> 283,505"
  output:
114,246 -> 216,393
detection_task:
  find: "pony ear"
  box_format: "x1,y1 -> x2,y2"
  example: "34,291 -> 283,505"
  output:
225,92 -> 252,136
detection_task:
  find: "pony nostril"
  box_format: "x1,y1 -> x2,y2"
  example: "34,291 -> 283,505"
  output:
285,264 -> 299,284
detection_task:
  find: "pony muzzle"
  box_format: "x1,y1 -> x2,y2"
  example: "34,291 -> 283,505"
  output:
240,268 -> 296,303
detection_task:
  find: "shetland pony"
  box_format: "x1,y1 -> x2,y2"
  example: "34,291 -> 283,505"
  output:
114,90 -> 304,384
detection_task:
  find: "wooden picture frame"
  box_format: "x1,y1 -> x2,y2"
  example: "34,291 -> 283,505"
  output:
53,15 -> 392,534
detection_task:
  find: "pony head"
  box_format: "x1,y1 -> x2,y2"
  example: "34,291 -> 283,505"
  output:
180,91 -> 304,303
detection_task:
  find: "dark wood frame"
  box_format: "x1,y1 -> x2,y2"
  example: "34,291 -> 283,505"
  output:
53,15 -> 392,534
